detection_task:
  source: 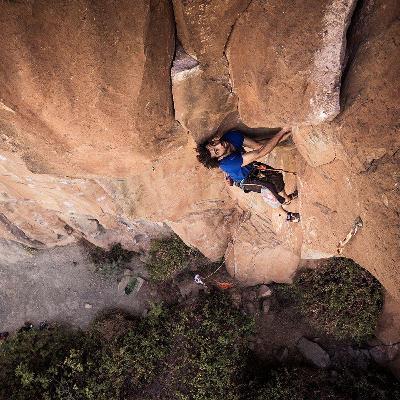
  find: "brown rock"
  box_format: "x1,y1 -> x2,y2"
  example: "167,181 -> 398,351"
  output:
224,204 -> 301,285
293,124 -> 343,167
172,0 -> 252,78
227,0 -> 357,126
297,13 -> 400,298
0,0 -> 398,308
172,66 -> 237,142
169,207 -> 235,261
0,0 -> 185,177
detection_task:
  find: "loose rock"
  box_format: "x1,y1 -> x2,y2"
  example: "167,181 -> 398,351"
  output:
262,298 -> 271,314
258,284 -> 272,298
369,344 -> 400,365
297,337 -> 330,368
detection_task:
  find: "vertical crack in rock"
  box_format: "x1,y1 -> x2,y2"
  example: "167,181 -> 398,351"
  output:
222,0 -> 253,95
171,41 -> 199,78
339,0 -> 366,108
308,0 -> 358,123
169,0 -> 199,125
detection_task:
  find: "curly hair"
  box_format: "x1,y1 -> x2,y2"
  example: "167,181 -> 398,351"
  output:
196,141 -> 220,169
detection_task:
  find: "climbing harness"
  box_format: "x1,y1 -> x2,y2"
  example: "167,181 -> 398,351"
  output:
337,216 -> 363,254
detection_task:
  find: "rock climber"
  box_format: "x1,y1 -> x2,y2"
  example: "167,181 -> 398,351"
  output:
196,127 -> 300,222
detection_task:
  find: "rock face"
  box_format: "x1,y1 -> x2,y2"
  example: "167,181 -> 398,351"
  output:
0,1 -> 234,258
294,2 -> 400,297
0,0 -> 399,306
0,0 -> 184,177
172,0 -> 252,79
172,65 -> 237,142
227,0 -> 357,126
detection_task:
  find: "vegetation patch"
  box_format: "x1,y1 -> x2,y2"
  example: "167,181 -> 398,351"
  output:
145,234 -> 194,282
162,292 -> 253,400
87,242 -> 135,278
0,292 -> 252,400
294,257 -> 384,342
251,365 -> 400,400
124,277 -> 138,295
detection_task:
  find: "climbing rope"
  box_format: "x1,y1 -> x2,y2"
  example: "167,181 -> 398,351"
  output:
195,154 -> 300,286
193,195 -> 258,287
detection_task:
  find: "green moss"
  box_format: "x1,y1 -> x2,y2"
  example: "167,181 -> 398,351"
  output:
124,277 -> 138,295
294,257 -> 384,342
145,235 -> 193,282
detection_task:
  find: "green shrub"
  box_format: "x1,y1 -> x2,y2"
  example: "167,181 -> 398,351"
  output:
254,366 -> 400,400
0,326 -> 102,400
0,293 -> 252,400
164,292 -> 253,400
87,242 -> 135,278
294,257 -> 384,342
145,235 -> 193,281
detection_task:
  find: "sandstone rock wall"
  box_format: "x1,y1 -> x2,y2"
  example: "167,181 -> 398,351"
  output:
0,0 -> 184,177
0,0 -> 399,302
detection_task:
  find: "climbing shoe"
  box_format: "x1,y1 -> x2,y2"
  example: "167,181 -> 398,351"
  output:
286,212 -> 301,223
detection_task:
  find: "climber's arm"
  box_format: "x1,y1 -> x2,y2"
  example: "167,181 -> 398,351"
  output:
243,136 -> 263,150
241,128 -> 291,166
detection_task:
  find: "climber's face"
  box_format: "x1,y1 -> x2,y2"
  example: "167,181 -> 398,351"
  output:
206,138 -> 229,159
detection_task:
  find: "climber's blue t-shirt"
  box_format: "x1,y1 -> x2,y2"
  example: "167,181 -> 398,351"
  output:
219,131 -> 252,183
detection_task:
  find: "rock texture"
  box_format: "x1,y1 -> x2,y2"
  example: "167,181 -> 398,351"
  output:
297,337 -> 330,368
0,0 -> 184,177
172,0 -> 252,79
0,0 -> 399,305
0,1 -> 235,258
227,0 -> 356,126
294,1 -> 400,297
172,65 -> 237,142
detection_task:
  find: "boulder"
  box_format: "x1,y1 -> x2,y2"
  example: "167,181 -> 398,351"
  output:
258,285 -> 273,298
297,337 -> 330,368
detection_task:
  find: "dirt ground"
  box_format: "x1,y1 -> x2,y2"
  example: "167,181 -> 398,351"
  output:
0,243 -> 157,333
